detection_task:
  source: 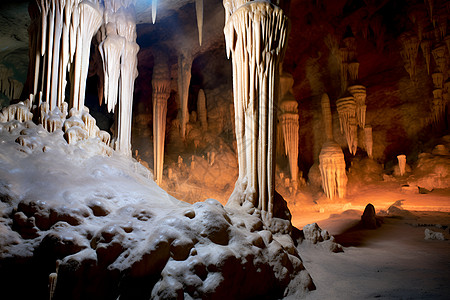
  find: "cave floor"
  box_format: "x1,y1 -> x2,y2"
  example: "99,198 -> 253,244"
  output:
289,182 -> 450,299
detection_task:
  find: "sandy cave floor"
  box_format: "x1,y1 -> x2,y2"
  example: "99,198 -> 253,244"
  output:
288,181 -> 450,299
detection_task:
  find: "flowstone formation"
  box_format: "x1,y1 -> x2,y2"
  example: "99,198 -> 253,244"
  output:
319,94 -> 348,200
223,0 -> 289,223
0,96 -> 314,299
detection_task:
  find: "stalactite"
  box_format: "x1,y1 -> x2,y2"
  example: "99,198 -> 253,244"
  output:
280,94 -> 299,183
178,53 -> 193,140
115,40 -> 139,156
432,72 -> 444,89
420,39 -> 432,75
348,61 -> 360,82
336,96 -> 357,155
196,0 -> 203,46
347,84 -> 366,128
99,35 -> 125,113
397,154 -> 406,176
319,93 -> 347,200
152,0 -> 157,24
338,48 -> 349,92
399,33 -> 420,81
224,0 -> 288,221
364,125 -> 373,158
432,44 -> 447,74
152,53 -> 171,186
197,89 -> 208,131
71,1 -> 103,111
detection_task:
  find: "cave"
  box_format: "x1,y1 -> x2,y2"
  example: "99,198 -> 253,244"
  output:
0,0 -> 449,299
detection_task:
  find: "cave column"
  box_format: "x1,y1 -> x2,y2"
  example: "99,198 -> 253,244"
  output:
223,0 -> 288,221
152,52 -> 171,186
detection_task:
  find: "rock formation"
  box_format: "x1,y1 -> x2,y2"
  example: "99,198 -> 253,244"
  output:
152,52 -> 171,185
280,92 -> 299,184
319,93 -> 347,200
178,52 -> 193,140
397,154 -> 407,176
197,89 -> 208,131
336,95 -> 358,155
223,0 -> 288,222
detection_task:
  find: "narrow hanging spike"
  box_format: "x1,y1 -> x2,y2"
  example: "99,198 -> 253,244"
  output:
196,0 -> 203,46
152,0 -> 157,24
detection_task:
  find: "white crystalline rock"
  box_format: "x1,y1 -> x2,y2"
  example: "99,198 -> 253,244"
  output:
336,96 -> 357,155
178,53 -> 193,140
424,228 -> 445,240
2,101 -> 33,123
319,94 -> 348,200
348,84 -> 367,129
99,35 -> 125,113
64,126 -> 89,144
152,0 -> 157,24
224,0 -> 288,220
280,95 -> 299,182
97,130 -> 111,145
115,40 -> 139,156
364,125 -> 373,158
152,53 -> 171,186
40,104 -> 67,133
72,1 -> 103,111
397,154 -> 407,176
197,89 -> 208,131
196,0 -> 203,46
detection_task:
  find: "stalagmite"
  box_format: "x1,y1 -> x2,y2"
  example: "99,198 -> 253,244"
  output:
280,93 -> 299,183
364,125 -> 373,158
197,89 -> 208,131
397,154 -> 406,176
196,0 -> 203,46
152,52 -> 171,186
223,0 -> 288,222
319,94 -> 347,200
336,96 -> 357,155
178,53 -> 193,140
347,84 -> 367,128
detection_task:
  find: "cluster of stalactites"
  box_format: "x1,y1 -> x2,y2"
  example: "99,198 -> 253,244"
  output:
405,1 -> 450,126
336,85 -> 370,157
336,96 -> 357,155
152,53 -> 171,186
336,33 -> 359,93
29,0 -> 103,112
319,94 -> 347,200
98,1 -> 139,156
224,0 -> 288,220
